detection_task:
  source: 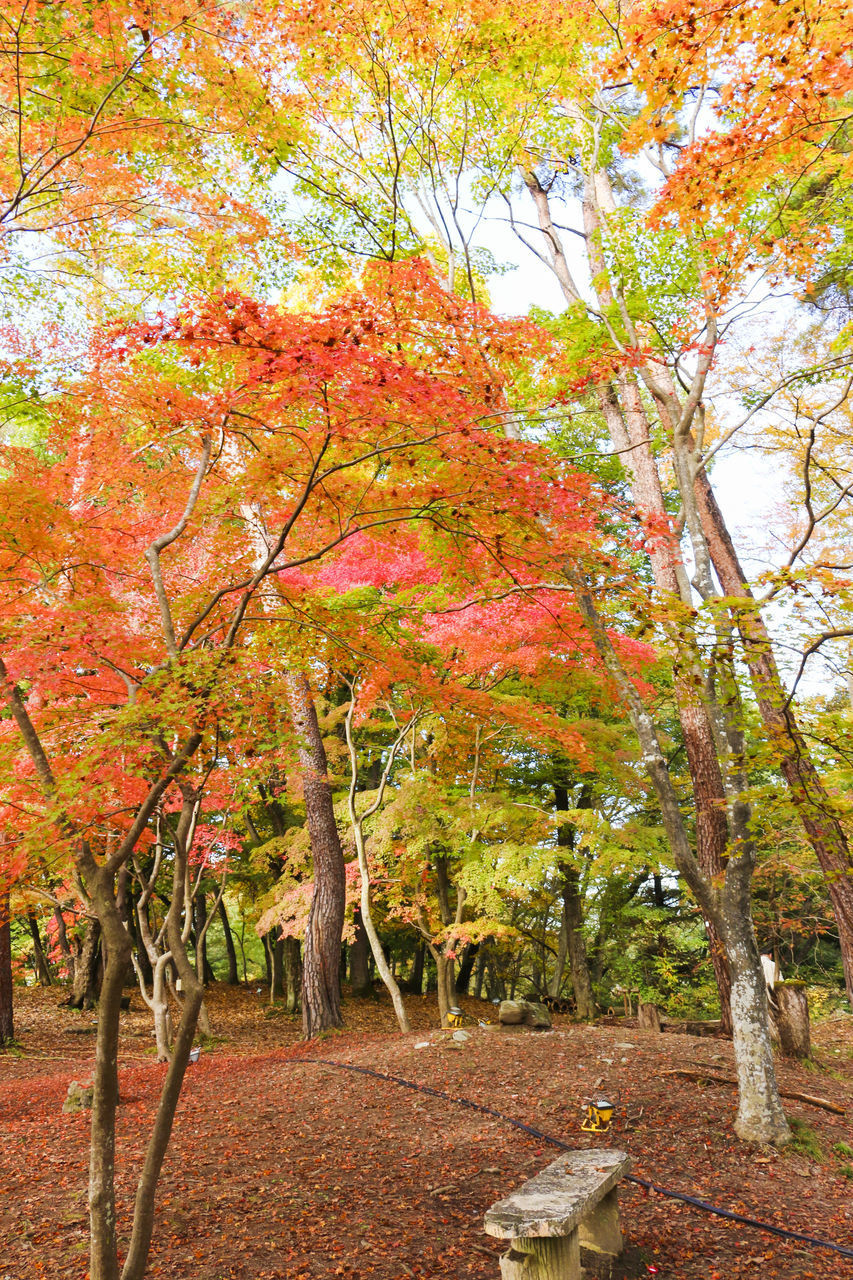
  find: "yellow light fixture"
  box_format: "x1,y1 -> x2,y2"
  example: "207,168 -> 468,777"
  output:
581,1098 -> 614,1133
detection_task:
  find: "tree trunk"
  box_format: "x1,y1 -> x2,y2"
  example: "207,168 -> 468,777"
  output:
52,905 -> 74,976
721,901 -> 790,1144
217,898 -> 240,985
410,938 -> 425,994
193,894 -> 215,985
552,787 -> 595,1019
473,948 -> 487,1000
70,917 -> 101,1009
455,942 -> 479,994
569,568 -> 789,1145
349,908 -> 371,994
287,672 -> 345,1037
283,936 -> 301,1014
0,891 -> 13,1045
434,950 -> 452,1026
527,168 -> 734,1033
695,470 -> 853,1004
27,909 -> 52,985
272,935 -> 285,1000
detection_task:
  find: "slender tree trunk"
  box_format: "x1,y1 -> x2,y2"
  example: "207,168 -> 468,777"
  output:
119,805 -> 207,1280
287,672 -> 345,1037
27,909 -> 52,985
0,891 -> 13,1045
349,908 -> 371,994
83,868 -> 133,1280
569,568 -> 789,1144
217,898 -> 240,985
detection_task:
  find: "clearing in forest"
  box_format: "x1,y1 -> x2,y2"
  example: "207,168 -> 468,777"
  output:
2,987 -> 852,1280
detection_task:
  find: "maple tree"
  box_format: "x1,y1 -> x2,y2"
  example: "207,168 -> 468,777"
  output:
1,256 -> 627,1272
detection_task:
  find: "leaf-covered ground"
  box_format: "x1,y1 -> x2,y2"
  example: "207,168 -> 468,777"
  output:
2,986 -> 852,1279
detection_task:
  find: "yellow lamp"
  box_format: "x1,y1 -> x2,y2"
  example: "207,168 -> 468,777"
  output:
581,1098 -> 614,1133
447,1006 -> 465,1027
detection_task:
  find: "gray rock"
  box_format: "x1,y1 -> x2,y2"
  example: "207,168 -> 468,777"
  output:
63,1080 -> 94,1113
452,1029 -> 471,1042
519,1000 -> 552,1029
415,1041 -> 431,1049
499,1000 -> 525,1025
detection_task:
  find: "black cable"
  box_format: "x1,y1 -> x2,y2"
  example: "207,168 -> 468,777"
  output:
305,1057 -> 853,1263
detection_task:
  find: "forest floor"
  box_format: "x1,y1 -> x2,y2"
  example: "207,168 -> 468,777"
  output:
1,985 -> 852,1280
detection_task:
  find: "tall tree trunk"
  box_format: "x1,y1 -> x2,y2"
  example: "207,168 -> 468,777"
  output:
0,891 -> 13,1045
287,672 -> 345,1037
526,168 -> 734,1033
349,907 -> 371,994
695,471 -> 853,1003
433,949 -> 452,1026
27,909 -> 52,985
569,568 -> 789,1144
409,938 -> 425,994
217,898 -> 240,985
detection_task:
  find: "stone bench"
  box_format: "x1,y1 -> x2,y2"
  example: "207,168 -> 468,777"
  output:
484,1149 -> 630,1278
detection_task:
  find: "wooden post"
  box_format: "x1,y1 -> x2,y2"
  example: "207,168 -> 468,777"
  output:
774,981 -> 810,1059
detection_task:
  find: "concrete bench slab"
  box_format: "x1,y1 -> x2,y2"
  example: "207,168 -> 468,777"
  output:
484,1149 -> 630,1279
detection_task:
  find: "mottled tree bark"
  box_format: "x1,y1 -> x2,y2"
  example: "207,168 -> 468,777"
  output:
286,671 -> 345,1037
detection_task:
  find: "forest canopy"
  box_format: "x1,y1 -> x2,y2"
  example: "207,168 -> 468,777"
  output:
1,2 -> 852,1277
